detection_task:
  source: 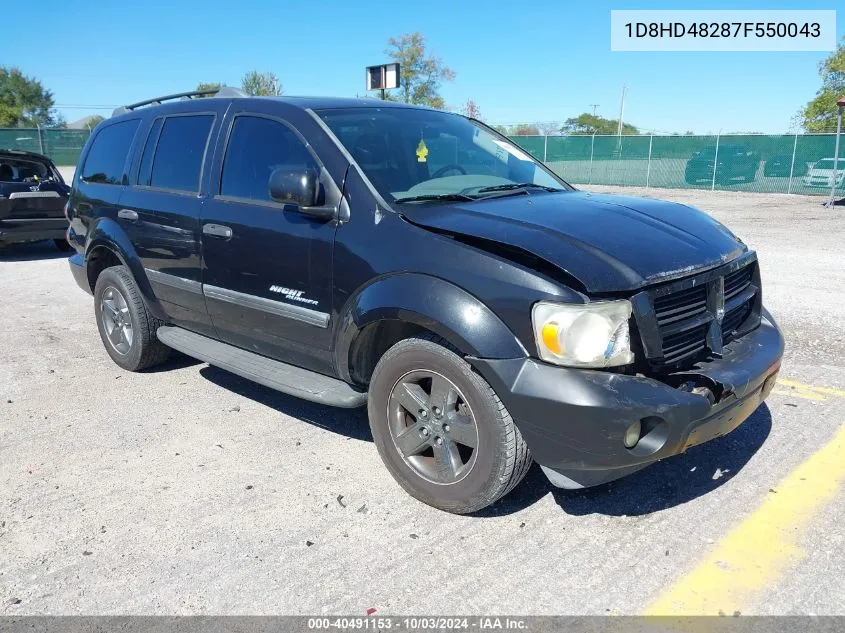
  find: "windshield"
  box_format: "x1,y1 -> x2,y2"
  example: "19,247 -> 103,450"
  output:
317,107 -> 570,203
815,159 -> 845,169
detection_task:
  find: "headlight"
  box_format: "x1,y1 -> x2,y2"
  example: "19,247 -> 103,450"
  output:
532,300 -> 633,368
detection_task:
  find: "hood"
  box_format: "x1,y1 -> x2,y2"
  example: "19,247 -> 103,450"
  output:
400,191 -> 746,293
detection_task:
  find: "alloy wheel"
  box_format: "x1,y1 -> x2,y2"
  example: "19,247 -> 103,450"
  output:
387,370 -> 479,484
100,286 -> 133,355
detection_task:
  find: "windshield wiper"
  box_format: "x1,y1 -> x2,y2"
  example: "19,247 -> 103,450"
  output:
474,183 -> 564,194
393,193 -> 476,204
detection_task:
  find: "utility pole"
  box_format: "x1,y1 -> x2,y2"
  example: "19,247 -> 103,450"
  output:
616,85 -> 627,137
589,104 -> 600,116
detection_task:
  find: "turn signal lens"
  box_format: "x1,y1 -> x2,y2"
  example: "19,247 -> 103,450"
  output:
541,321 -> 562,354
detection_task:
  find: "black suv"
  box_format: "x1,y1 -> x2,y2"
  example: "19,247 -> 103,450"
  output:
67,89 -> 784,513
0,149 -> 71,250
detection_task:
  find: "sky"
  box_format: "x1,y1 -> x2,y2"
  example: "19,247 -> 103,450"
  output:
2,0 -> 842,134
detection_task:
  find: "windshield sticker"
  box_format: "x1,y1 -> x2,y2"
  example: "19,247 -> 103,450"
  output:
416,138 -> 429,163
492,139 -> 532,162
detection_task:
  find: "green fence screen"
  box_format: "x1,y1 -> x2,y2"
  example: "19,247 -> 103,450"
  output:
509,133 -> 843,196
0,128 -> 92,166
1,128 -> 840,197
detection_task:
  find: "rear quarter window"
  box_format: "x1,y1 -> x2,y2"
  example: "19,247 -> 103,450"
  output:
80,119 -> 140,185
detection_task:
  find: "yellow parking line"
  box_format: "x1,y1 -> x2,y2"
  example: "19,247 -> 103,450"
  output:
644,423 -> 845,615
771,378 -> 845,402
770,388 -> 825,402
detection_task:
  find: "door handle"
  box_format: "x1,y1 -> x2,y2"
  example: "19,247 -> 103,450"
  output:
203,223 -> 233,239
118,208 -> 138,222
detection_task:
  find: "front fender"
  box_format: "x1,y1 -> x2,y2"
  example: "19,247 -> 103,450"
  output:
85,217 -> 166,320
334,273 -> 527,379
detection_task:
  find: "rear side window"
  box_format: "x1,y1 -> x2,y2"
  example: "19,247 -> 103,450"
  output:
149,115 -> 214,192
137,118 -> 164,186
81,119 -> 140,184
220,116 -> 318,202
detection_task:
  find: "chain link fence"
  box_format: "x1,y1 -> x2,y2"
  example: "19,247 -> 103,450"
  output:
0,128 -> 92,166
1,128 -> 841,196
509,133 -> 843,196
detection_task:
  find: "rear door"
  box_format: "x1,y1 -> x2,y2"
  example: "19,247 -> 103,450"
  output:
118,109 -> 222,337
201,105 -> 340,374
72,118 -> 142,245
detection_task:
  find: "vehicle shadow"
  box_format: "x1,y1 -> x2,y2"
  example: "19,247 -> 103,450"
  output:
0,240 -> 70,261
198,365 -> 372,442
193,361 -> 772,518
142,351 -> 203,373
476,403 -> 773,518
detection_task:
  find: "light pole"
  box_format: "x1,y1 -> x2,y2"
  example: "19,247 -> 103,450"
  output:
826,95 -> 845,208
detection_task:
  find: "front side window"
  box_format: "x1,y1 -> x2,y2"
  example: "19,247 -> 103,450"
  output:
150,115 -> 214,192
81,119 -> 140,185
317,107 -> 569,204
220,115 -> 318,202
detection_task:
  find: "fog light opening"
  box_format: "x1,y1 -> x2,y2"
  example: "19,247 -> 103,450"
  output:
623,420 -> 642,449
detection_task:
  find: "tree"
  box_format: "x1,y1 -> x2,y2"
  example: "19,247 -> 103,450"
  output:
86,115 -> 105,129
801,36 -> 845,132
511,124 -> 540,136
461,99 -> 481,119
0,67 -> 59,127
385,32 -> 455,109
536,121 -> 561,136
560,113 -> 639,135
196,82 -> 224,96
241,71 -> 282,97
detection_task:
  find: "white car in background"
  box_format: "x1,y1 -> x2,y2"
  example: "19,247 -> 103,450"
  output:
803,158 -> 845,188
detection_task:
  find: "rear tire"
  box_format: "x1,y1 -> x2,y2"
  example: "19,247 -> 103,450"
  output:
93,265 -> 170,371
367,333 -> 532,514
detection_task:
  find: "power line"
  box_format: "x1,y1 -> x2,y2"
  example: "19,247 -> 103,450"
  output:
53,104 -> 120,110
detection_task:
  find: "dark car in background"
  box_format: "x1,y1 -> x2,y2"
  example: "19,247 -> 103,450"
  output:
763,153 -> 808,177
0,149 -> 71,250
685,145 -> 761,186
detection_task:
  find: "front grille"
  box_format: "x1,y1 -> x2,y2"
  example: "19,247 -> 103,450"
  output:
634,254 -> 761,370
724,265 -> 753,300
654,285 -> 707,327
661,322 -> 710,365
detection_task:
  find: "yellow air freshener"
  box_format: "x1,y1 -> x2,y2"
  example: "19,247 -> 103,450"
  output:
416,138 -> 428,163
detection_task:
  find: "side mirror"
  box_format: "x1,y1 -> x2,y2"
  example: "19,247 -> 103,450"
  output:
268,167 -> 337,221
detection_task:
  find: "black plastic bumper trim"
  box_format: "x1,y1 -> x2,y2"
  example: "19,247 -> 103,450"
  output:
469,312 -> 784,489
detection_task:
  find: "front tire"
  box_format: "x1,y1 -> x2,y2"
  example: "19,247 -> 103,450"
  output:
93,265 -> 170,371
367,333 -> 532,514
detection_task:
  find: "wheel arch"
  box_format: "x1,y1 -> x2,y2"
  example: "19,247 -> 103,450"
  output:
335,273 -> 527,387
84,217 -> 166,320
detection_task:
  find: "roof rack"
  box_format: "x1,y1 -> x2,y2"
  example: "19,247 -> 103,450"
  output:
111,86 -> 247,117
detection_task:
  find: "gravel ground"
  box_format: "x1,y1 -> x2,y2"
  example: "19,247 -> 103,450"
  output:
1,185 -> 844,615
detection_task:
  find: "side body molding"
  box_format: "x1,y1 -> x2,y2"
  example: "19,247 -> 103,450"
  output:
334,273 -> 527,380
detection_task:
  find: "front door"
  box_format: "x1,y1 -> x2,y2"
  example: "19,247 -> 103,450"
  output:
201,111 -> 339,374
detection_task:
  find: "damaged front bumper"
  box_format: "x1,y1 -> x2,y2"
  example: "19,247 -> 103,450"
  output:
470,310 -> 784,489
